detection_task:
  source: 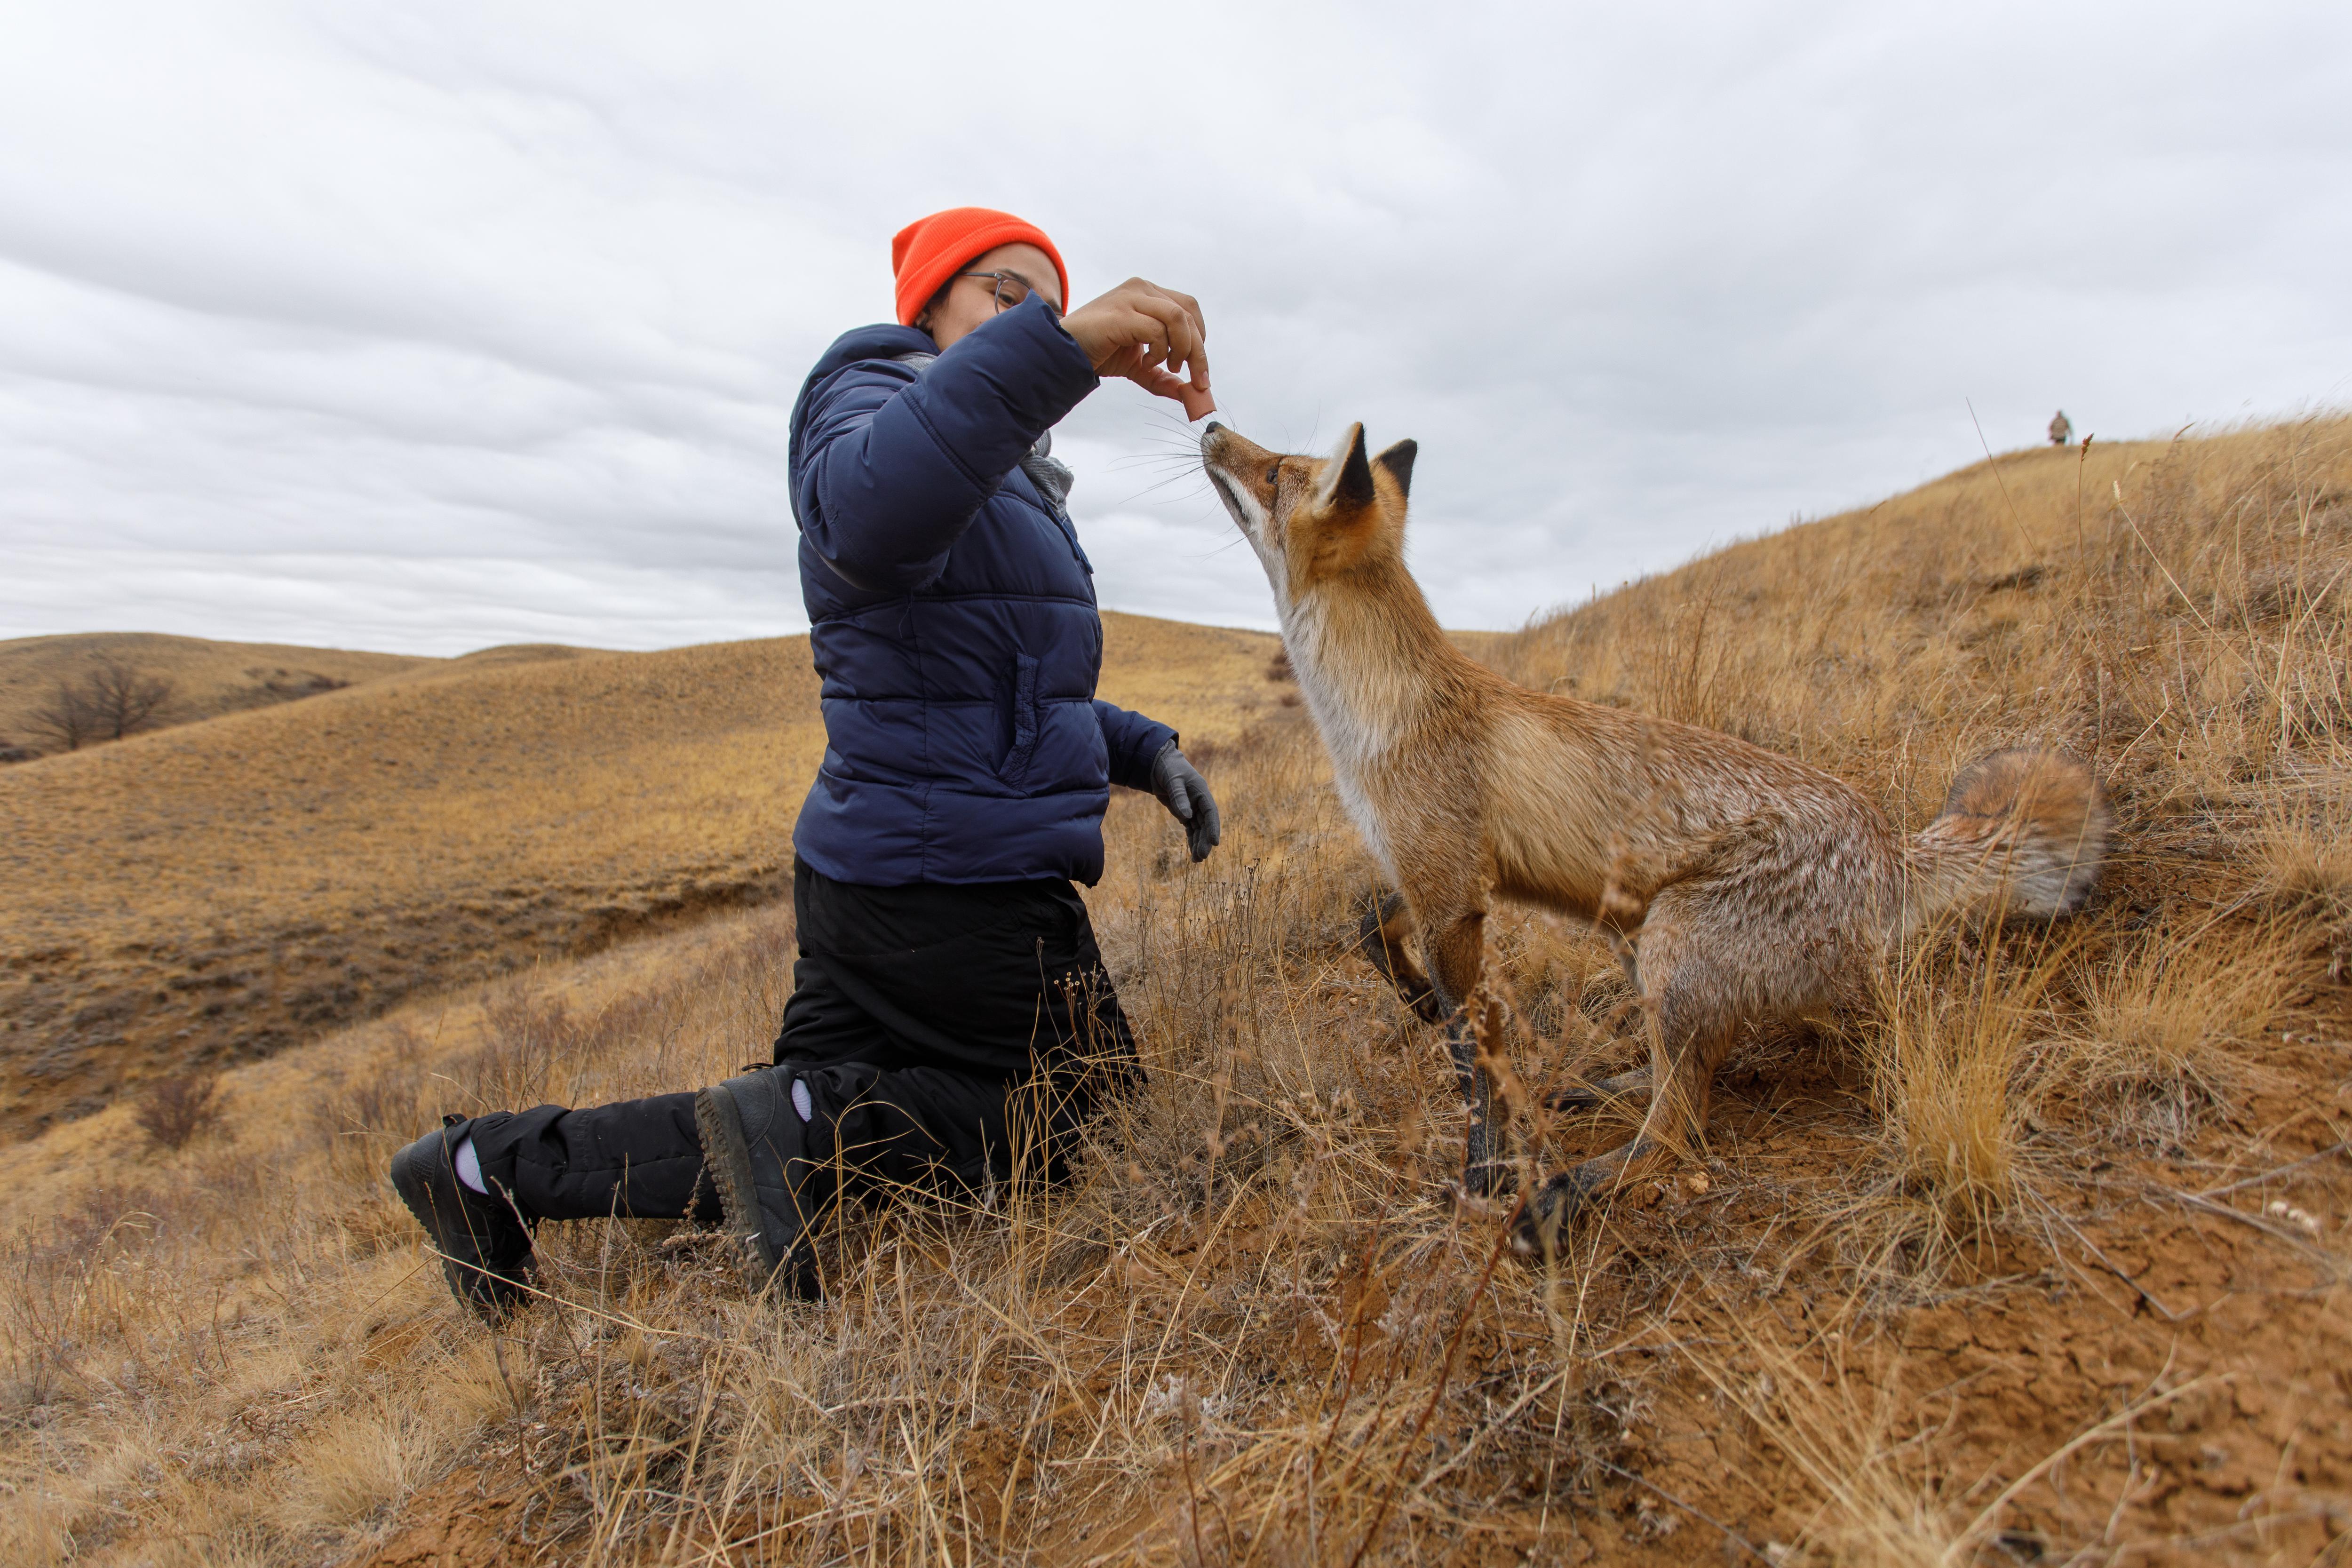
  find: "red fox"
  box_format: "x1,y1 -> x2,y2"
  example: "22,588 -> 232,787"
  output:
1200,421 -> 2107,1254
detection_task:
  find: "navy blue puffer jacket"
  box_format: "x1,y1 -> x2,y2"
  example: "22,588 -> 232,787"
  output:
786,294 -> 1175,887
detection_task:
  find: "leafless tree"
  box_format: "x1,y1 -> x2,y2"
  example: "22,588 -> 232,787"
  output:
20,659 -> 177,753
85,658 -> 177,740
24,677 -> 100,752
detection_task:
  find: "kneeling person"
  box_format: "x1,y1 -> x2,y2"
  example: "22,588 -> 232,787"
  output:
392,207 -> 1221,1314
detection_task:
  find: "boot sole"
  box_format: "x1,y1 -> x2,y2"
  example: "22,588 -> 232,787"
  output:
694,1081 -> 783,1290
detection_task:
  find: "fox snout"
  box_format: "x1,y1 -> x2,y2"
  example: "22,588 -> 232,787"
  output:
1200,421 -> 1271,495
1201,422 -> 1280,552
1202,421 -> 1419,577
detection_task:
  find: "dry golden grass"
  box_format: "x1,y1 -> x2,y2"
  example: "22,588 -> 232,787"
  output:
1865,942 -> 2050,1251
2258,792 -> 2352,984
0,613 -> 1277,1134
2065,922 -> 2298,1122
3,419 -> 2351,1565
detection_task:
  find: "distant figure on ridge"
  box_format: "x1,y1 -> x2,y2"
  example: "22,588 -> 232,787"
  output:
2050,409 -> 2073,446
391,208 -> 1223,1316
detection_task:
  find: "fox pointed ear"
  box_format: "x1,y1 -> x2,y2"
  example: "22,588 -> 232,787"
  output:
1315,422 -> 1376,514
1374,438 -> 1417,499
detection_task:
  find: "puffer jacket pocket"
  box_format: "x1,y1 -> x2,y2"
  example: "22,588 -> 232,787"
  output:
1000,654 -> 1039,787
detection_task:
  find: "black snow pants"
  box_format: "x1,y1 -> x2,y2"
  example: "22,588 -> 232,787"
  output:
465,860 -> 1141,1224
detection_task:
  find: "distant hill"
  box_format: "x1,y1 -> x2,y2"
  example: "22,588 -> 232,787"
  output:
0,631 -> 453,757
0,613 -> 1281,1133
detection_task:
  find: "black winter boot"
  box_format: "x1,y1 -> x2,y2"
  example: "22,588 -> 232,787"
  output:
390,1115 -> 537,1321
694,1068 -> 826,1299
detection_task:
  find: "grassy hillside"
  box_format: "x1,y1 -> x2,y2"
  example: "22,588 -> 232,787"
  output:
0,631 -> 452,755
2,420 -> 2348,1566
0,612 -> 1280,1133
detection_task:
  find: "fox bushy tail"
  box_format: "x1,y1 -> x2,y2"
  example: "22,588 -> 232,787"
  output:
1902,749 -> 2109,931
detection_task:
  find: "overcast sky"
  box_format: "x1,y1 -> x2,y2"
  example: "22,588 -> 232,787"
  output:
3,1 -> 2347,655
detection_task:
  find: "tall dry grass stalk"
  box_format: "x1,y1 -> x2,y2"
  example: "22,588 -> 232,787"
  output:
1864,937 -> 2054,1255
1692,1311 -> 1971,1568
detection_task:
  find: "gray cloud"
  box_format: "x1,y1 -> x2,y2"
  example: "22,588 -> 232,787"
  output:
3,0 -> 2347,653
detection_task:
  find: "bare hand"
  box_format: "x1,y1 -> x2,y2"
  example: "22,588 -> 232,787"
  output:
1062,278 -> 1214,420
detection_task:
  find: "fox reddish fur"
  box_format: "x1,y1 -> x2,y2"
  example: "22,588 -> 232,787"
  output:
1201,420 -> 2108,1252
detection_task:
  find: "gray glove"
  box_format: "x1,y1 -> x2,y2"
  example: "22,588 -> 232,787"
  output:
1149,740 -> 1221,862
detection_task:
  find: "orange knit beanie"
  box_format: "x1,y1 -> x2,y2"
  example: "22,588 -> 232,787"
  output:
891,207 -> 1071,328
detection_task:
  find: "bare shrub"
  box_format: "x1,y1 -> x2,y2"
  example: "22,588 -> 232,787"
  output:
21,659 -> 177,752
134,1073 -> 225,1151
451,981 -> 661,1114
84,658 -> 177,740
23,677 -> 99,752
1,1226 -> 100,1413
231,667 -> 352,710
1,1182 -> 174,1426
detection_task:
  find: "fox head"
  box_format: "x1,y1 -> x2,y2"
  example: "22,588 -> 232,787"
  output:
1200,422 -> 1417,612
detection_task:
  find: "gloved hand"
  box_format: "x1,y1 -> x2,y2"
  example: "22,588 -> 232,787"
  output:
1148,740 -> 1221,862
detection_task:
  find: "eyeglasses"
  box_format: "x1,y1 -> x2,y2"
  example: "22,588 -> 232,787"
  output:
955,270 -> 1053,313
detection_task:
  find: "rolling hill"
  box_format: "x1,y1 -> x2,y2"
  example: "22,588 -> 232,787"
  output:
0,612 -> 1281,1133
0,630 -> 452,754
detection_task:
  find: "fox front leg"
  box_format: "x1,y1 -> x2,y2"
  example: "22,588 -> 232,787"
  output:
1418,908 -> 1511,1196
1445,1016 -> 1509,1195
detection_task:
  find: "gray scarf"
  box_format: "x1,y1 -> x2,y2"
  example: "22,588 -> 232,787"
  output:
895,351 -> 1075,517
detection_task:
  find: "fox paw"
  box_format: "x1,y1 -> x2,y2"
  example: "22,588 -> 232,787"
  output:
1511,1170 -> 1604,1258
